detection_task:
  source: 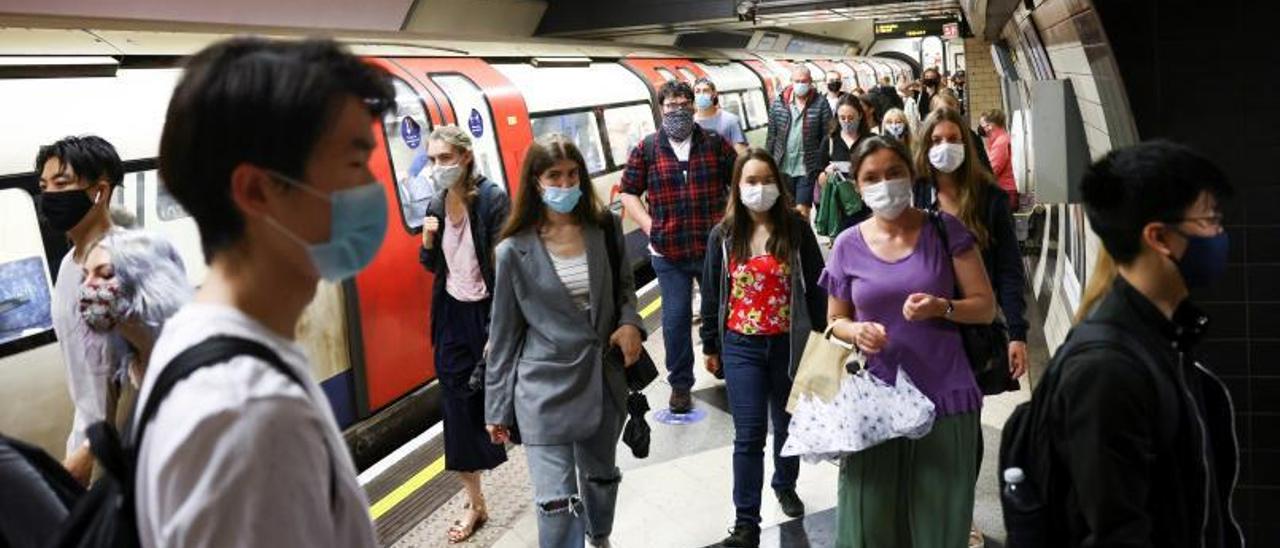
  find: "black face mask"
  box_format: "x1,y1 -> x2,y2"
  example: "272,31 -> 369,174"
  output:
39,187 -> 97,232
924,78 -> 940,88
976,126 -> 988,138
827,81 -> 842,93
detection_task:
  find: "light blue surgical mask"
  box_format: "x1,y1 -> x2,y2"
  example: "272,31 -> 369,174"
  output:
695,93 -> 714,110
541,185 -> 582,214
264,171 -> 389,281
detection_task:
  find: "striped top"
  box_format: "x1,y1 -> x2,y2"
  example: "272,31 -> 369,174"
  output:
549,251 -> 591,311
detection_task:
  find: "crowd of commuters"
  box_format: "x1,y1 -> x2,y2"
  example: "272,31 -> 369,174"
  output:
0,37 -> 1243,548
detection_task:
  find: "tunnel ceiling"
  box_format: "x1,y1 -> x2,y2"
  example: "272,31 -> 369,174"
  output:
536,0 -> 962,39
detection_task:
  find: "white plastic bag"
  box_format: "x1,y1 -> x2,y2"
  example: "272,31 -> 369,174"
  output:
782,358 -> 936,463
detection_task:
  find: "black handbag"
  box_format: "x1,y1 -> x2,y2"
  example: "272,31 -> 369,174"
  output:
601,215 -> 658,392
928,212 -> 1019,396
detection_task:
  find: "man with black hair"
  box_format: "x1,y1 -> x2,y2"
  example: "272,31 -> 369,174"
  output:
134,37 -> 393,547
35,135 -> 123,485
1045,141 -> 1243,547
620,80 -> 736,414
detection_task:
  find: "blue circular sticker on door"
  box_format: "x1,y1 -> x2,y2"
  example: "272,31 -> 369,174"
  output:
468,109 -> 484,138
401,117 -> 422,149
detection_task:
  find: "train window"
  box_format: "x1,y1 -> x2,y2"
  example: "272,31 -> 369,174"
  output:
655,68 -> 677,82
531,111 -> 607,175
380,77 -> 433,232
430,74 -> 506,190
719,93 -> 747,130
0,188 -> 53,347
743,89 -> 768,130
677,68 -> 698,83
602,103 -> 656,167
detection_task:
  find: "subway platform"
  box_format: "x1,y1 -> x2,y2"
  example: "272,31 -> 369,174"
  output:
361,282 -> 1052,548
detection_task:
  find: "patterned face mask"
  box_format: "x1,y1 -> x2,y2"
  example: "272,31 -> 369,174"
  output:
78,279 -> 129,332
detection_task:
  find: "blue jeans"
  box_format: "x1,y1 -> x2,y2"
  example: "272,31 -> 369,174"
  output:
787,174 -> 815,208
524,401 -> 624,548
651,255 -> 703,391
721,330 -> 799,525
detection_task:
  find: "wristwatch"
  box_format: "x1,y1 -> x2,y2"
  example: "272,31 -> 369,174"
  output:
943,298 -> 955,320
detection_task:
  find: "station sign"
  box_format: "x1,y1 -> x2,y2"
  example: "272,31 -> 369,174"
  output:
873,17 -> 958,40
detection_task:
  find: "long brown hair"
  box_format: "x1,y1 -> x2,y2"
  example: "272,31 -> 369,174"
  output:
915,107 -> 994,247
721,148 -> 796,263
500,134 -> 606,241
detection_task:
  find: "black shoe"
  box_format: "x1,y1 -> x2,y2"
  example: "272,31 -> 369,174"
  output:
776,488 -> 805,518
721,522 -> 760,548
669,388 -> 693,414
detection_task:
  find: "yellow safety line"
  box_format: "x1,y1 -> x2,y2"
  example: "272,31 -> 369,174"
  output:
369,455 -> 446,520
639,297 -> 662,319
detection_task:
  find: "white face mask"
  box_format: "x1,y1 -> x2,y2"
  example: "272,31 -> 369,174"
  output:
928,143 -> 966,173
430,163 -> 465,189
860,177 -> 914,220
884,122 -> 906,137
739,183 -> 780,213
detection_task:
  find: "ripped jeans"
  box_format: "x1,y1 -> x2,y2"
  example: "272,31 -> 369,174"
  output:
523,399 -> 624,548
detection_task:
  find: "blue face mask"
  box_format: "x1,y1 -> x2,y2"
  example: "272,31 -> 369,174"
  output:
265,172 -> 389,281
695,93 -> 714,110
541,185 -> 582,214
1172,229 -> 1229,288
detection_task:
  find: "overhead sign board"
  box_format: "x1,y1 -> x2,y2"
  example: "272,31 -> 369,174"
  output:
873,17 -> 957,39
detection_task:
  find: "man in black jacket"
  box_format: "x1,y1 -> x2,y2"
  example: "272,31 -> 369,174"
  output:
765,65 -> 833,218
1050,141 -> 1243,547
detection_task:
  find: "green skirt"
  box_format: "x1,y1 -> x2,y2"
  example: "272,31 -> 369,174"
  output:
835,412 -> 980,548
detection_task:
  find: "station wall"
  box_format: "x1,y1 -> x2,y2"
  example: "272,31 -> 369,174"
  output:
1092,0 -> 1280,543
994,0 -> 1280,542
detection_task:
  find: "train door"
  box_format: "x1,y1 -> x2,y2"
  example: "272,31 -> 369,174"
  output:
349,58 -> 532,415
344,60 -> 444,416
741,59 -> 779,100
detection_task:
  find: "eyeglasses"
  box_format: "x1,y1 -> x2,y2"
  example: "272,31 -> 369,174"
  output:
1168,213 -> 1225,231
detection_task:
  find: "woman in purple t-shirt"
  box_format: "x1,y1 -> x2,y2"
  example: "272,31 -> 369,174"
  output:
819,135 -> 996,547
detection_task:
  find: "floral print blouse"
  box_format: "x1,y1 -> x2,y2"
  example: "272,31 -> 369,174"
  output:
726,253 -> 791,336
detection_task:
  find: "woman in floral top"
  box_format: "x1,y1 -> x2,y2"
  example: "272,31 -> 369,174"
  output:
699,149 -> 827,548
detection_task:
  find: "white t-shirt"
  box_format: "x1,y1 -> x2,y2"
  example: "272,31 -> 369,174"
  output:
134,303 -> 376,548
668,137 -> 691,162
51,249 -> 112,456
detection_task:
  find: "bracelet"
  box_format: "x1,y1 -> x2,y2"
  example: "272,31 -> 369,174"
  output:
943,298 -> 955,319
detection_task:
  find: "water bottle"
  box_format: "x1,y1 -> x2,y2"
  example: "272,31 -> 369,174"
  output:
1002,467 -> 1047,547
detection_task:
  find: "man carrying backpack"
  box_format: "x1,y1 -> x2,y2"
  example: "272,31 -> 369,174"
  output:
123,38 -> 393,547
1001,141 -> 1242,548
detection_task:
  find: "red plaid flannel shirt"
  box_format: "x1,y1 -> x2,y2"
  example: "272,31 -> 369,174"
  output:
620,126 -> 736,263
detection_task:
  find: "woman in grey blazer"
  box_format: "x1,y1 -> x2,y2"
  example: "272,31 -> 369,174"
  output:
485,134 -> 645,548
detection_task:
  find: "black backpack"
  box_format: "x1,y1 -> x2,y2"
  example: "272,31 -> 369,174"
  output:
998,321 -> 1178,547
52,336 -> 304,548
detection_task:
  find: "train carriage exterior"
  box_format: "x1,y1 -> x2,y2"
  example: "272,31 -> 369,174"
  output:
0,27 -> 917,463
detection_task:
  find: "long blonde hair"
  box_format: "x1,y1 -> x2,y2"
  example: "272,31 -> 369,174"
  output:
1074,248 -> 1116,323
915,107 -> 994,247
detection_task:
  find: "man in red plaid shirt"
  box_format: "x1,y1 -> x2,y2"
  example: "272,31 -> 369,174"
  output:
620,80 -> 737,413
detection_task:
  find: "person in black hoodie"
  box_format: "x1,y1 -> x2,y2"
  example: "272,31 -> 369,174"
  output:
1050,141 -> 1242,547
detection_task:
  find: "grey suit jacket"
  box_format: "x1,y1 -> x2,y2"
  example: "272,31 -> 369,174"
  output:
485,214 -> 644,445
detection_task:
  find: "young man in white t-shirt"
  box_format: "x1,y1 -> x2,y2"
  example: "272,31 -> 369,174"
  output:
133,38 -> 394,548
34,135 -> 122,485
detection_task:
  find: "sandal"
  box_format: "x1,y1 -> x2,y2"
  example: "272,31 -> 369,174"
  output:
447,502 -> 488,544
